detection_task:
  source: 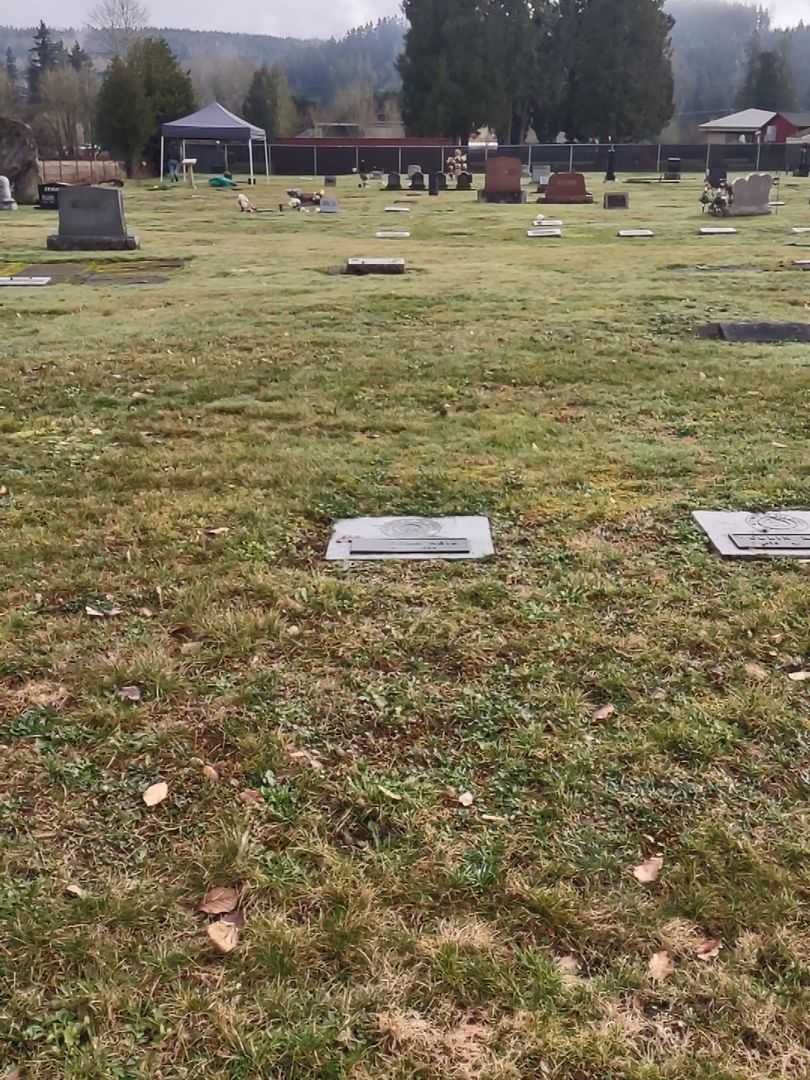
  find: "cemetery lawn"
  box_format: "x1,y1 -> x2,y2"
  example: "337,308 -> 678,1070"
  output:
3,175 -> 810,1080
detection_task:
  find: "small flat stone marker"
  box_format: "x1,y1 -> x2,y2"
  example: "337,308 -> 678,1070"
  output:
700,227 -> 737,235
793,260 -> 810,270
376,230 -> 411,239
0,276 -> 51,286
527,228 -> 562,238
618,229 -> 654,237
533,218 -> 562,227
326,515 -> 494,561
384,206 -> 410,213
693,510 -> 810,559
769,201 -> 785,207
346,258 -> 406,275
791,227 -> 810,234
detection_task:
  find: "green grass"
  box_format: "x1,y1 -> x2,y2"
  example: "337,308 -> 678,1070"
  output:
2,173 -> 810,1079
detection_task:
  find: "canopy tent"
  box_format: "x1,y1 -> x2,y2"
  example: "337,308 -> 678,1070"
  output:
160,102 -> 269,183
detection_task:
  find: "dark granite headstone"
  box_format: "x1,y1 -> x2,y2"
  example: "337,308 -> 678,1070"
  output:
478,156 -> 525,203
543,172 -> 593,204
409,171 -> 425,191
386,172 -> 402,190
47,185 -> 138,250
603,192 -> 630,209
324,175 -> 337,187
664,157 -> 681,181
456,171 -> 473,191
428,172 -> 440,196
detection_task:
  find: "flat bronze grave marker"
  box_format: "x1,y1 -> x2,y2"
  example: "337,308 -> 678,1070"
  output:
326,515 -> 494,561
693,510 -> 810,559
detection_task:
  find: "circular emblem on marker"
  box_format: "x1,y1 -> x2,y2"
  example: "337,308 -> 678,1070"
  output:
379,517 -> 443,538
745,512 -> 805,532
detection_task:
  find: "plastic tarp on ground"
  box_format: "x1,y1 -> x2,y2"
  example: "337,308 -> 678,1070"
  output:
162,102 -> 265,143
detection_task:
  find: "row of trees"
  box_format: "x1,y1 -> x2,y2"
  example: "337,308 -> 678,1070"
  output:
399,0 -> 675,143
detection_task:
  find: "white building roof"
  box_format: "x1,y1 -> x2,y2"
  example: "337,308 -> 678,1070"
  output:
699,109 -> 777,132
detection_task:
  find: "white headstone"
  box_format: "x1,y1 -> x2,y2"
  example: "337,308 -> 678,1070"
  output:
319,196 -> 339,214
791,227 -> 810,234
618,229 -> 654,237
0,175 -> 18,211
326,516 -> 494,561
384,206 -> 410,213
533,218 -> 562,227
699,227 -> 737,235
527,228 -> 562,238
0,276 -> 51,286
376,230 -> 411,239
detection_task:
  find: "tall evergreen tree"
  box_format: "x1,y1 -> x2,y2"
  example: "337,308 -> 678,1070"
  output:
68,41 -> 92,72
565,0 -> 674,140
243,64 -> 297,137
96,54 -> 152,174
736,41 -> 795,110
127,37 -> 195,167
5,47 -> 19,103
398,0 -> 488,141
28,21 -> 65,103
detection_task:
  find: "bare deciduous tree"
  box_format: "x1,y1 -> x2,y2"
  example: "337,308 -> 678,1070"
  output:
86,0 -> 149,57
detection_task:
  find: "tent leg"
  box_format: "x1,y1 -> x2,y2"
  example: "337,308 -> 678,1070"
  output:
159,135 -> 164,182
264,138 -> 270,182
248,138 -> 255,185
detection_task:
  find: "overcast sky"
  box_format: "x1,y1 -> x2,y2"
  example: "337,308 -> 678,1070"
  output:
1,0 -> 805,39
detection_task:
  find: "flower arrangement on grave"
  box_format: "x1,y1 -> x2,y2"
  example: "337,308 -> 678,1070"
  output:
701,181 -> 733,217
446,149 -> 468,178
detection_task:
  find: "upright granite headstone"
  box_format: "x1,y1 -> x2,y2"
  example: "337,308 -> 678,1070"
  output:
456,171 -> 473,191
47,185 -> 138,250
428,172 -> 440,196
728,172 -> 772,217
478,156 -> 525,203
532,164 -> 552,190
0,175 -> 17,210
386,172 -> 402,190
603,191 -> 630,209
409,171 -> 426,191
542,172 -> 593,204
664,157 -> 681,181
324,175 -> 337,187
319,196 -> 339,213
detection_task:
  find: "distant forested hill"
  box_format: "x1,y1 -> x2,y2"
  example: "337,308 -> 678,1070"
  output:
0,18 -> 405,102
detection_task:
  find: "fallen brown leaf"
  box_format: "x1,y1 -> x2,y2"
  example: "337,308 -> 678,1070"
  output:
202,765 -> 219,782
695,938 -> 722,960
744,662 -> 769,681
458,791 -> 474,807
142,781 -> 168,806
0,486 -> 8,497
633,855 -> 664,883
180,641 -> 203,656
204,526 -> 229,537
648,950 -> 674,981
592,703 -> 616,721
289,749 -> 324,771
137,606 -> 154,617
787,670 -> 810,682
64,883 -> 87,898
207,919 -> 239,953
3,1069 -> 22,1080
222,908 -> 246,928
116,685 -> 142,703
238,788 -> 263,805
199,885 -> 239,915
